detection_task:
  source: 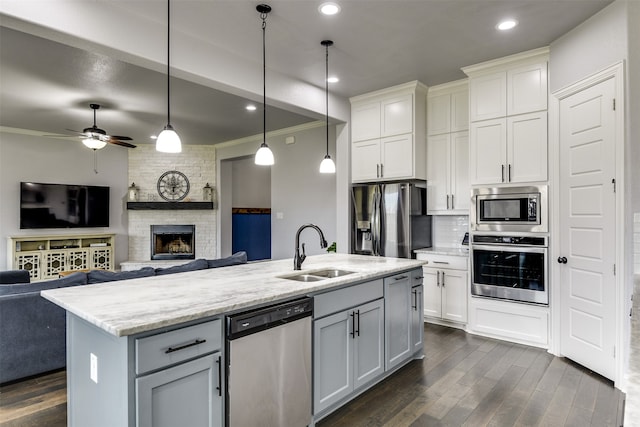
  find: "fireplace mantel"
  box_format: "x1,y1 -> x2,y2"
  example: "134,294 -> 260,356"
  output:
127,202 -> 214,210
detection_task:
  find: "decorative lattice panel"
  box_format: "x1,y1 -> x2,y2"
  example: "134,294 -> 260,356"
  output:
45,251 -> 68,277
91,248 -> 112,270
68,250 -> 89,271
16,253 -> 42,280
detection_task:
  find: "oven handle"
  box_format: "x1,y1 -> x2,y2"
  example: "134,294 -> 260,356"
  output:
471,244 -> 547,253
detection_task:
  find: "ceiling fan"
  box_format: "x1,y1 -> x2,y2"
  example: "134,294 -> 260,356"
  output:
66,103 -> 136,149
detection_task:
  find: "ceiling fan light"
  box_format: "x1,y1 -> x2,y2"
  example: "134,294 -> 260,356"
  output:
319,155 -> 336,174
156,124 -> 182,153
255,143 -> 274,165
82,137 -> 107,150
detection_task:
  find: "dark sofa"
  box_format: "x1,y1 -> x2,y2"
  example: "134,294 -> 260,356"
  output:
0,252 -> 247,384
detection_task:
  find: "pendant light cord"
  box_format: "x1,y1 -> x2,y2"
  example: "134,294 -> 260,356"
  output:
325,43 -> 329,156
167,0 -> 172,126
261,11 -> 267,145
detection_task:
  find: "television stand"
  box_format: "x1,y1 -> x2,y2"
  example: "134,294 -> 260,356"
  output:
8,234 -> 115,282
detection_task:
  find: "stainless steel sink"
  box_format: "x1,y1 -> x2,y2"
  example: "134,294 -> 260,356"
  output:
280,268 -> 355,282
308,269 -> 354,278
281,274 -> 324,282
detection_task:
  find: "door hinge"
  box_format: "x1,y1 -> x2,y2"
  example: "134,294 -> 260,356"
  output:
612,178 -> 616,193
613,98 -> 616,111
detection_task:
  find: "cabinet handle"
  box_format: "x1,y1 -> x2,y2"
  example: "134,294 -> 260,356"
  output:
508,164 -> 512,182
165,339 -> 207,354
442,271 -> 446,287
350,311 -> 356,339
380,164 -> 384,178
395,275 -> 408,280
501,164 -> 505,183
216,355 -> 222,397
376,164 -> 380,178
436,271 -> 440,287
451,194 -> 455,209
356,310 -> 360,337
446,195 -> 450,210
412,289 -> 417,310
433,261 -> 449,265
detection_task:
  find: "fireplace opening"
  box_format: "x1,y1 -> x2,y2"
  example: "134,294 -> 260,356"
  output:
151,225 -> 195,260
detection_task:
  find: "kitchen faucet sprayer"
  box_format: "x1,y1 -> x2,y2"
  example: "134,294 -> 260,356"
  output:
294,224 -> 328,270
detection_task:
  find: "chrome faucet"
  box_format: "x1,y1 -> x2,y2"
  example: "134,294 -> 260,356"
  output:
294,224 -> 328,270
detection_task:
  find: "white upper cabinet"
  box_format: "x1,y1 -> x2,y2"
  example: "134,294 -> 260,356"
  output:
427,80 -> 468,135
463,47 -> 549,185
469,72 -> 506,122
426,80 -> 469,214
352,102 -> 381,142
350,81 -> 427,183
507,62 -> 548,116
381,94 -> 413,137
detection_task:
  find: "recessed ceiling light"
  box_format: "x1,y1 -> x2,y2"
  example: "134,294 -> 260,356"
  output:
319,2 -> 341,15
497,19 -> 518,31
327,76 -> 339,83
246,104 -> 257,111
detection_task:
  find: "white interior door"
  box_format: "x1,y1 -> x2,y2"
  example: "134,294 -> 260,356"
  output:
559,76 -> 616,380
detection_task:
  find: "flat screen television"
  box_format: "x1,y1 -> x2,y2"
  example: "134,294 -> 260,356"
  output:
20,182 -> 110,229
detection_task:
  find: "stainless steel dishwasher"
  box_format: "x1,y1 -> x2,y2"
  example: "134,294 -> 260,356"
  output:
227,297 -> 313,427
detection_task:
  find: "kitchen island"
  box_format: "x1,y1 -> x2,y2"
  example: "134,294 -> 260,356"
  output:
42,253 -> 425,427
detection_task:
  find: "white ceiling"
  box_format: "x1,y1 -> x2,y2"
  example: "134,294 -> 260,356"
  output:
0,0 -> 614,148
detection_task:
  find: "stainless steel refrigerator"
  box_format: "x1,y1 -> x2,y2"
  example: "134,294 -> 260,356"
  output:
351,181 -> 432,258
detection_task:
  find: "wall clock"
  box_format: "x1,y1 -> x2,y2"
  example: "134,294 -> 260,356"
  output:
157,170 -> 190,201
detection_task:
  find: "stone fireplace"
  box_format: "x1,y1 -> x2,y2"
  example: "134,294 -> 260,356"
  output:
151,225 -> 195,260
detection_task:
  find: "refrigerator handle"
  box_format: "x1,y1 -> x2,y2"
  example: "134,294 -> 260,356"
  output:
371,187 -> 378,256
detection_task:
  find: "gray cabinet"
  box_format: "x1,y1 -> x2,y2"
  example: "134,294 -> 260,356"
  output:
313,280 -> 385,415
136,353 -> 221,427
65,314 -> 223,427
384,271 -> 413,371
411,269 -> 424,354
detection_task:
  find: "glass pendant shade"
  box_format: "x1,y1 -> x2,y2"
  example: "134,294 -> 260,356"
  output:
156,124 -> 182,153
319,155 -> 336,174
82,137 -> 107,150
255,142 -> 275,165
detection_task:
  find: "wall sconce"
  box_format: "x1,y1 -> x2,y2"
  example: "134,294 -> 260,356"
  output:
128,182 -> 140,202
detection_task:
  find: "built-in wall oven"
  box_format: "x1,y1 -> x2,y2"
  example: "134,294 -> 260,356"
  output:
471,234 -> 548,305
471,185 -> 547,233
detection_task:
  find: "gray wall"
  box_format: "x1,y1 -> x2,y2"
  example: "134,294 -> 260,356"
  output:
549,1 -> 628,93
0,131 -> 130,270
231,157 -> 270,208
216,123 -> 337,261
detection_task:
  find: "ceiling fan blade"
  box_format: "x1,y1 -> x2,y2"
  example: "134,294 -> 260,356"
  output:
109,135 -> 133,141
108,139 -> 136,148
65,129 -> 85,135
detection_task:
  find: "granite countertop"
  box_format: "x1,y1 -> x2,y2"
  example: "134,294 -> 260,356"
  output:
414,246 -> 469,257
42,253 -> 424,338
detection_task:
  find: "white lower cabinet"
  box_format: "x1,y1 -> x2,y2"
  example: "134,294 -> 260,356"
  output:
314,298 -> 384,414
418,253 -> 468,325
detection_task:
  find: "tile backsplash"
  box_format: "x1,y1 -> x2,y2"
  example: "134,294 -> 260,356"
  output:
432,215 -> 469,248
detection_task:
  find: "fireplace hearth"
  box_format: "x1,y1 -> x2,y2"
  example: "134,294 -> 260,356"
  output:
151,225 -> 195,260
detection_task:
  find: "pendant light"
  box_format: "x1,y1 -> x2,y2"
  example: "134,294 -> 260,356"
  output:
319,40 -> 336,174
254,4 -> 275,166
156,0 -> 182,153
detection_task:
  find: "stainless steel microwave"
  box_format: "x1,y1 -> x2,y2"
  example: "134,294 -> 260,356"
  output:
470,186 -> 548,232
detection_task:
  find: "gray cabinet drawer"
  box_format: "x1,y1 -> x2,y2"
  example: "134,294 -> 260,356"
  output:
314,279 -> 383,319
136,319 -> 222,375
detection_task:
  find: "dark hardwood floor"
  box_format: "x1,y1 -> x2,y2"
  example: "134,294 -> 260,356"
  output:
0,324 -> 625,426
